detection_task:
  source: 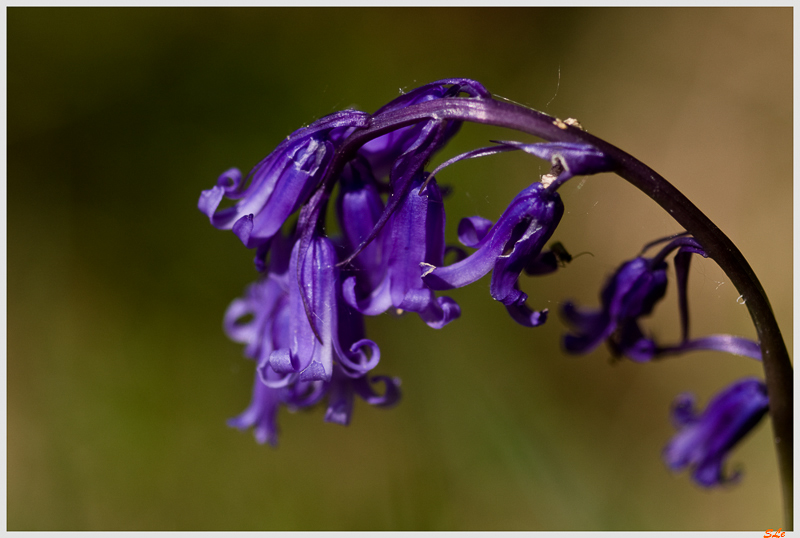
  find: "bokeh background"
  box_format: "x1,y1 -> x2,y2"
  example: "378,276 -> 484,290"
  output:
8,7 -> 792,531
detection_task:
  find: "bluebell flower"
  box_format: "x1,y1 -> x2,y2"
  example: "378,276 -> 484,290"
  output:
341,171 -> 460,329
198,110 -> 370,248
223,271 -> 321,446
663,377 -> 769,487
268,235 -> 382,383
224,257 -> 400,445
422,181 -> 564,326
562,235 -> 762,362
337,79 -> 492,268
562,256 -> 668,361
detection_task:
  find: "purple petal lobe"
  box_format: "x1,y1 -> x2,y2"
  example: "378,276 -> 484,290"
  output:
198,185 -> 225,220
458,216 -> 494,248
498,140 -> 615,179
199,110 -> 368,247
663,378 -> 768,487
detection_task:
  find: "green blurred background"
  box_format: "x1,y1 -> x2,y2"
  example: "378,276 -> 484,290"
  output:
8,7 -> 792,530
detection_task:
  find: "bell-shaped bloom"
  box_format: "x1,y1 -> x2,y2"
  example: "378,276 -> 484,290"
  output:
224,272 -> 324,446
268,235 -> 382,383
337,79 -> 492,269
342,174 -> 460,329
422,181 -> 564,327
198,110 -> 370,248
224,258 -> 400,445
336,159 -> 387,294
663,378 -> 769,487
561,235 -> 763,362
562,256 -> 667,361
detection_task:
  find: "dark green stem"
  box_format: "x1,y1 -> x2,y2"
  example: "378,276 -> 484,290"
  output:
335,96 -> 793,527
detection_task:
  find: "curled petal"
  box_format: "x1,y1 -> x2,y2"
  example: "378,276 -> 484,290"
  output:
352,375 -> 402,408
216,167 -> 245,197
223,297 -> 260,347
223,277 -> 288,361
198,185 -> 225,221
337,338 -> 381,378
458,216 -> 494,248
417,295 -> 462,330
504,285 -> 548,327
200,111 -> 368,247
343,275 -> 393,316
324,366 -> 402,426
260,354 -> 297,388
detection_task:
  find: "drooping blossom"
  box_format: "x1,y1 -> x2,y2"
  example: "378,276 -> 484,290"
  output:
422,181 -> 564,326
561,235 -> 762,362
223,246 -> 400,445
663,378 -> 769,487
341,172 -> 460,329
198,110 -> 370,249
268,235 -> 381,383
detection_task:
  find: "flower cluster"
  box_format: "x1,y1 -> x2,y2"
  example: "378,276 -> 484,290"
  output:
200,78 -> 771,491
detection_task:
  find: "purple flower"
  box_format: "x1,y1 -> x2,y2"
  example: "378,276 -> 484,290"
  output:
335,80 -> 493,271
422,181 -> 564,327
268,235 -> 381,383
663,378 -> 769,487
198,110 -> 370,248
562,256 -> 667,361
224,258 -> 400,445
341,173 -> 460,329
561,235 -> 762,362
223,272 -> 323,446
